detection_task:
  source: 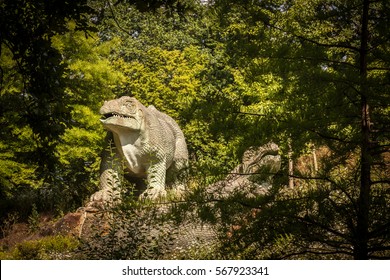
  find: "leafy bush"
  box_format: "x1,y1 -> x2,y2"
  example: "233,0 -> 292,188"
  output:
78,200 -> 177,260
27,204 -> 40,233
0,235 -> 79,260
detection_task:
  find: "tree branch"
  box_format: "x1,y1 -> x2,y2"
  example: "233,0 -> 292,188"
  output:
262,55 -> 358,70
294,215 -> 349,240
370,180 -> 390,185
308,128 -> 354,143
264,22 -> 361,52
234,111 -> 269,117
368,246 -> 390,252
106,0 -> 131,35
281,248 -> 353,259
367,67 -> 390,71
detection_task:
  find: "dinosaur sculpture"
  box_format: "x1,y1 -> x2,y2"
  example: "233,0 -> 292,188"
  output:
90,96 -> 188,202
207,142 -> 281,199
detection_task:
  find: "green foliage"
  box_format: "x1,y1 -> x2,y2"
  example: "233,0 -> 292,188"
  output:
206,0 -> 390,259
0,0 -> 97,216
27,204 -> 40,233
1,0 -> 389,260
0,212 -> 19,239
191,148 -> 389,259
0,18 -> 127,214
0,235 -> 79,260
0,0 -> 96,172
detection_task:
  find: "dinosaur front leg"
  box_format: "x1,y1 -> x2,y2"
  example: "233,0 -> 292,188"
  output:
141,160 -> 167,200
89,133 -> 122,207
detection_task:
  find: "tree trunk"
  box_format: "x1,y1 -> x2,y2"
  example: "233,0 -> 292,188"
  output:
355,0 -> 371,260
288,139 -> 294,188
311,144 -> 318,176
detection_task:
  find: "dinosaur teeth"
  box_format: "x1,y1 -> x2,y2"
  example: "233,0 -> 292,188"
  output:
103,113 -> 132,119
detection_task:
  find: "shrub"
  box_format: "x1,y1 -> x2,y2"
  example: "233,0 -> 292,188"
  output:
0,235 -> 79,260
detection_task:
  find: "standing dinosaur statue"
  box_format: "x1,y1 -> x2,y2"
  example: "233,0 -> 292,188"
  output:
90,96 -> 188,202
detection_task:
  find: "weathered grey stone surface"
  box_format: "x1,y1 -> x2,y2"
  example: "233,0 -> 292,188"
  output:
208,142 -> 281,198
90,96 -> 188,202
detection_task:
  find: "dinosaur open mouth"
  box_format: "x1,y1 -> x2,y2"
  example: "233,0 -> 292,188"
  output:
102,113 -> 133,120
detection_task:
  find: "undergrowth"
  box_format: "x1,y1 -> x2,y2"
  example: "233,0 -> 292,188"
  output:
0,235 -> 79,260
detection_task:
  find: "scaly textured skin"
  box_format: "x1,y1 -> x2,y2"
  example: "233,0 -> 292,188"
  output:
208,142 -> 281,198
93,96 -> 188,200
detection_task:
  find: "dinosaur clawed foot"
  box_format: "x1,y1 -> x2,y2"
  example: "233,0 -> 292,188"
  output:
139,187 -> 167,201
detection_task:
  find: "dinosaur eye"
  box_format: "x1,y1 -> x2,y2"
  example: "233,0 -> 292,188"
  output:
125,100 -> 136,114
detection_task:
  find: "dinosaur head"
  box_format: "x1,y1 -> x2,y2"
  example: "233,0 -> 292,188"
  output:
100,96 -> 144,132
